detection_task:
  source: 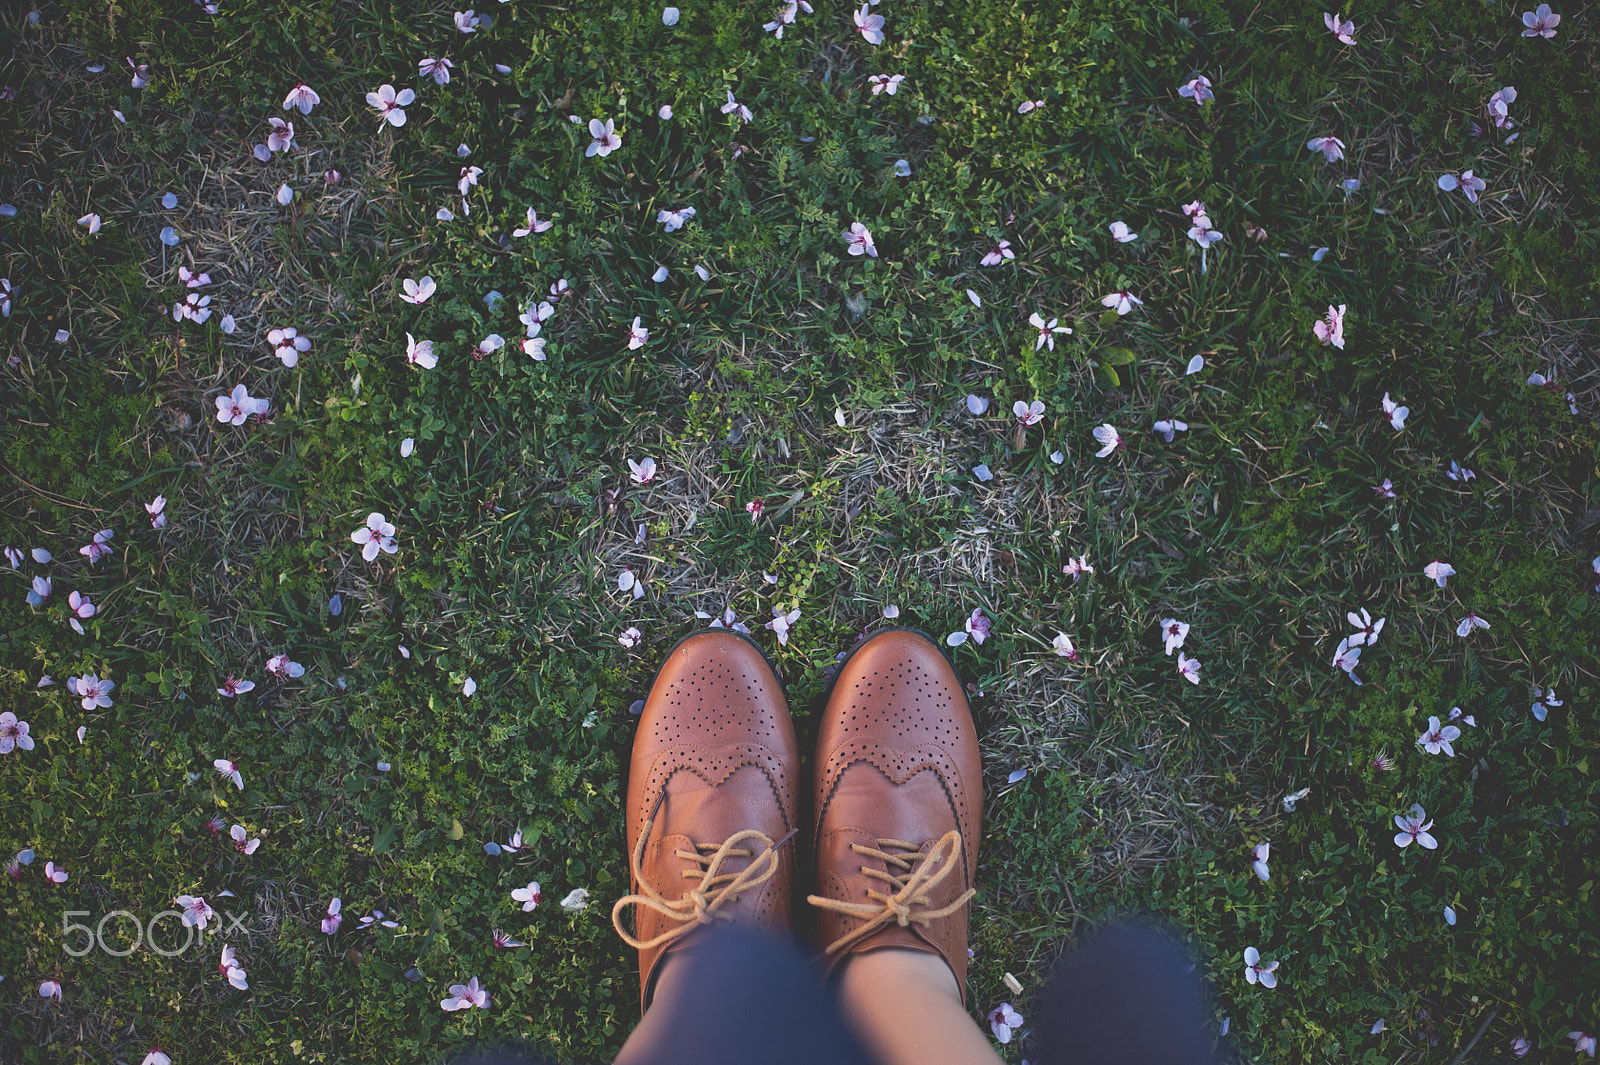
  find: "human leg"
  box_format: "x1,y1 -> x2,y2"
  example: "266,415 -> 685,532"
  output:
612,952 -> 688,1065
618,926 -> 876,1065
1032,922 -> 1216,1065
836,948 -> 1003,1065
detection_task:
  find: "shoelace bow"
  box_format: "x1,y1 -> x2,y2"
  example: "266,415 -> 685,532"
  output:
611,816 -> 797,951
807,829 -> 976,956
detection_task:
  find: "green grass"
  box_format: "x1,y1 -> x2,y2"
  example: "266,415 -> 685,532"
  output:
2,0 -> 1597,1061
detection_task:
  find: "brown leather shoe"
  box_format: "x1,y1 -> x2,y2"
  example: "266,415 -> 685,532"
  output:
612,631 -> 801,1013
807,629 -> 981,1002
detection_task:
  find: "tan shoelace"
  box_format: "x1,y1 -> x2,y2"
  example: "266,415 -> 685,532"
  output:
807,829 -> 976,956
611,815 -> 797,951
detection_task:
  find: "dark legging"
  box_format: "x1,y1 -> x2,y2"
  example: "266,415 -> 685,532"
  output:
457,922 -> 1217,1065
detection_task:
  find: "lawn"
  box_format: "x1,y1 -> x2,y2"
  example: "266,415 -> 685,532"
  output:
1,0 -> 1597,1062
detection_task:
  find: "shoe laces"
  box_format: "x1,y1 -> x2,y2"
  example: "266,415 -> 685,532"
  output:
611,815 -> 796,952
807,829 -> 976,956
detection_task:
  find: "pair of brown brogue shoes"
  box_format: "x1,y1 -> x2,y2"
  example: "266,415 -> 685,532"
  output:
611,629 -> 982,1013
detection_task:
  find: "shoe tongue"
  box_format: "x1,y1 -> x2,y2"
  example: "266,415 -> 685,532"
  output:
634,764 -> 790,966
814,764 -> 957,966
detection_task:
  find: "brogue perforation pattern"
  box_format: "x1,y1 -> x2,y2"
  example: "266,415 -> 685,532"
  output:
815,655 -> 975,844
650,658 -> 781,744
638,744 -> 795,835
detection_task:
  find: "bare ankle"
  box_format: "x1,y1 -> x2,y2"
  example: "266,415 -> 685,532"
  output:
839,947 -> 962,1002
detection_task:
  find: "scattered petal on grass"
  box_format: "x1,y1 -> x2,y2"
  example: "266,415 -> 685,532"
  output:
1178,74 -> 1214,105
1325,12 -> 1356,44
1393,804 -> 1438,849
843,221 -> 877,257
1306,135 -> 1346,163
440,976 -> 489,1011
765,605 -> 799,644
1153,419 -> 1188,442
1243,947 -> 1278,988
627,317 -> 650,349
283,82 -> 321,113
980,240 -> 1014,266
586,118 -> 621,157
400,277 -> 437,304
1520,4 -> 1560,38
511,881 -> 542,910
987,1002 -> 1023,1043
1437,170 -> 1487,203
1013,400 -> 1045,426
1100,289 -> 1141,315
1092,424 -> 1122,457
1381,392 -> 1408,431
0,713 -> 35,754
1530,685 -> 1562,722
